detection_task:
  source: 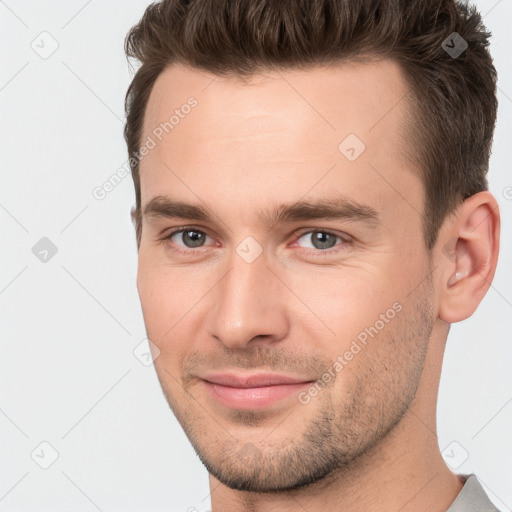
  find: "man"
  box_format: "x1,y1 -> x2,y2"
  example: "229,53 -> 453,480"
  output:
124,0 -> 502,510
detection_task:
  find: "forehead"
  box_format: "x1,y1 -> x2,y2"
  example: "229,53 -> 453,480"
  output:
142,59 -> 412,143
139,59 -> 422,230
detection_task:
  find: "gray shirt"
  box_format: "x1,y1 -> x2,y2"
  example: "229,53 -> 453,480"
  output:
446,474 -> 501,511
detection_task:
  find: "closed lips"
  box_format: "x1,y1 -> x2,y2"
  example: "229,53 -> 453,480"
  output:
201,373 -> 314,388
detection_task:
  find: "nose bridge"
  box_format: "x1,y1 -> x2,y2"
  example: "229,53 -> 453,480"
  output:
208,245 -> 289,348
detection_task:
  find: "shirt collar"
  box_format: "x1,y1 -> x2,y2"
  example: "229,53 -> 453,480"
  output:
446,474 -> 501,512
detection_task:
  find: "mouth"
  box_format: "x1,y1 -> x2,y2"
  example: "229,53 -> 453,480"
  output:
200,372 -> 315,410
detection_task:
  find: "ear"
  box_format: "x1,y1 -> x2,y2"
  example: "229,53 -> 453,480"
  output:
130,205 -> 137,225
437,191 -> 500,324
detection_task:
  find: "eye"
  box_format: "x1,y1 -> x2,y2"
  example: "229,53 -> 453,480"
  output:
164,227 -> 214,254
293,229 -> 350,255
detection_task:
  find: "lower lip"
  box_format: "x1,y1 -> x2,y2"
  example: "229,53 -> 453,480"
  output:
202,381 -> 312,409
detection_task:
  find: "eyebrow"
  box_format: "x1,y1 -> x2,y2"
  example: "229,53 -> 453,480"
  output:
142,195 -> 381,228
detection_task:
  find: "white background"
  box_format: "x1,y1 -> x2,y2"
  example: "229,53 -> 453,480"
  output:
1,1 -> 511,510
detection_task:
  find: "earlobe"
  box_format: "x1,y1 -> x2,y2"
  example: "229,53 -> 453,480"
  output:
437,191 -> 500,324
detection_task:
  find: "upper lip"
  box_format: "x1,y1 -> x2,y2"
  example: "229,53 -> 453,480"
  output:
201,372 -> 314,388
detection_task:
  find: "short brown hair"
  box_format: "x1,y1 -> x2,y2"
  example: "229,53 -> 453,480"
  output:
124,0 -> 498,250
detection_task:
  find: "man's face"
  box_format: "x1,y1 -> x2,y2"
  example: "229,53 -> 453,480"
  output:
136,60 -> 437,492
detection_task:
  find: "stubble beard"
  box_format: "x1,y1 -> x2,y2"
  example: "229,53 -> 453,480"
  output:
153,273 -> 435,493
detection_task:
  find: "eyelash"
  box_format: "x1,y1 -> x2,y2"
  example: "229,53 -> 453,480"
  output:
161,226 -> 351,257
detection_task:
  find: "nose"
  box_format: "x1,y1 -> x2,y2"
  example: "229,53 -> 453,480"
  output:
207,247 -> 290,350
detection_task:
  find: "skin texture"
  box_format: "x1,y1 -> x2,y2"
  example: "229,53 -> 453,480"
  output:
134,59 -> 500,511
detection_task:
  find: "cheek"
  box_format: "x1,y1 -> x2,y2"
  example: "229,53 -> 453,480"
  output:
137,263 -> 206,372
137,262 -> 182,340
283,264 -> 401,347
